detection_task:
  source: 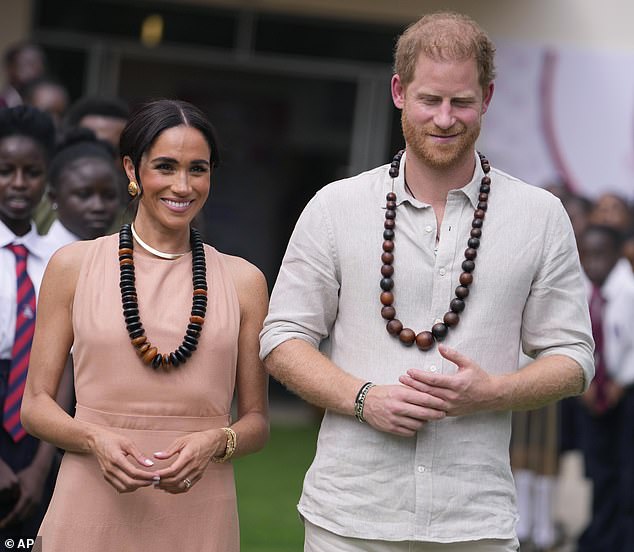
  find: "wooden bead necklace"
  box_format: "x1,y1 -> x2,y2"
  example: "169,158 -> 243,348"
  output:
118,223 -> 207,369
379,150 -> 491,351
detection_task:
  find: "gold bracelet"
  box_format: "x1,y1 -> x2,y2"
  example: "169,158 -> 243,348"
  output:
211,427 -> 237,463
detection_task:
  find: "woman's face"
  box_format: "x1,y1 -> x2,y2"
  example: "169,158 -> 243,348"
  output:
125,125 -> 211,232
0,135 -> 47,236
51,157 -> 121,240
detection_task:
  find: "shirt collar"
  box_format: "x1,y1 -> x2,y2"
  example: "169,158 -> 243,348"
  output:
0,219 -> 49,260
382,150 -> 484,210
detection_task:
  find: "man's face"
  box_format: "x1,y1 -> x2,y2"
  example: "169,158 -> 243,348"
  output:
392,55 -> 493,170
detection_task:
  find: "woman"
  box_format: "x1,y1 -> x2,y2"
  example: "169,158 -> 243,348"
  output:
45,127 -> 121,249
22,99 -> 269,551
0,106 -> 60,538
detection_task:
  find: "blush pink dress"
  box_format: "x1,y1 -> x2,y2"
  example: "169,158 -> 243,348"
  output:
36,233 -> 240,551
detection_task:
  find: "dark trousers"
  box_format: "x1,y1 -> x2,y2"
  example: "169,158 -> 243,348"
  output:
576,388 -> 634,552
0,359 -> 57,539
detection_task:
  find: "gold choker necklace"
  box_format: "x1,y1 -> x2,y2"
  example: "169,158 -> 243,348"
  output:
130,223 -> 188,260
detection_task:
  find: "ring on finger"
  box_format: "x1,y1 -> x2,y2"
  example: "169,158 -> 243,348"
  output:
183,478 -> 192,489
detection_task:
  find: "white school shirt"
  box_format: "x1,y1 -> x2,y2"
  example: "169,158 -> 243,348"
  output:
0,220 -> 56,359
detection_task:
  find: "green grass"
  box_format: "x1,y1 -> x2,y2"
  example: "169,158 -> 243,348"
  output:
235,423 -> 320,552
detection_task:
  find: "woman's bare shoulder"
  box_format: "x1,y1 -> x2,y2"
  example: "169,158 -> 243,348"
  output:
218,253 -> 268,301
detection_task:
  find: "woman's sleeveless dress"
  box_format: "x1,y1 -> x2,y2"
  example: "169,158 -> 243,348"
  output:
36,233 -> 241,551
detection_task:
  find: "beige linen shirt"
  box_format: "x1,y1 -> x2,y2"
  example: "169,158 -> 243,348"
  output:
260,151 -> 594,543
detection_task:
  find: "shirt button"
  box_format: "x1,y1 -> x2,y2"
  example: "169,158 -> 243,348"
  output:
434,318 -> 442,324
429,365 -> 437,372
417,465 -> 426,473
425,225 -> 433,233
439,268 -> 446,276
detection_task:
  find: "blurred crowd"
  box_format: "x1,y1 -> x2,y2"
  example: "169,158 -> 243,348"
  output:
512,184 -> 634,552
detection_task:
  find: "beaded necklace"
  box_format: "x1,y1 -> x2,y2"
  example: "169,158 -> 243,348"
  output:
379,150 -> 491,351
118,223 -> 208,369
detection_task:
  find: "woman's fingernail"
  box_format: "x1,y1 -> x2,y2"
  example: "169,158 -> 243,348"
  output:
153,475 -> 160,482
144,459 -> 154,466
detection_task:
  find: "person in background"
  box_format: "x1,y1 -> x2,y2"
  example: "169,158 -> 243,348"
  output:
44,127 -> 120,249
33,95 -> 131,236
260,11 -> 594,551
0,105 -> 67,539
21,77 -> 69,131
62,95 -> 130,157
0,43 -> 46,108
576,224 -> 634,552
589,192 -> 632,236
22,99 -> 269,551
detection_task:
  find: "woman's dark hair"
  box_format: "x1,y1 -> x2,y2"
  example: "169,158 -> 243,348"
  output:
119,99 -> 220,186
0,105 -> 56,158
48,127 -> 116,190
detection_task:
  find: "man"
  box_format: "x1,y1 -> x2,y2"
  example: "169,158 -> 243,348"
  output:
260,12 -> 594,552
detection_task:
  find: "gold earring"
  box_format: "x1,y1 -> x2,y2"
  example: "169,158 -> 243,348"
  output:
128,181 -> 139,197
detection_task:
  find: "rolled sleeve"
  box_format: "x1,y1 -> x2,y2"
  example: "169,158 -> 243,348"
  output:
259,192 -> 340,360
521,200 -> 595,390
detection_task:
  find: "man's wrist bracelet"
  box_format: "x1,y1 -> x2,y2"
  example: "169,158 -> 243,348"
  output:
354,382 -> 376,423
211,427 -> 237,463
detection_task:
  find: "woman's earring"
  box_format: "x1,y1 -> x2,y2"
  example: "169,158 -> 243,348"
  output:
128,181 -> 139,197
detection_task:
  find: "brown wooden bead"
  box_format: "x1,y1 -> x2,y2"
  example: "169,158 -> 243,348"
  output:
470,228 -> 482,238
382,240 -> 394,252
386,319 -> 403,335
431,323 -> 448,341
162,353 -> 170,366
190,315 -> 205,325
462,260 -> 475,272
137,343 -> 150,354
118,248 -> 133,256
450,298 -> 465,313
381,252 -> 394,264
399,328 -> 416,345
464,248 -> 477,260
386,192 -> 396,202
479,193 -> 488,202
131,335 -> 147,346
381,264 -> 394,278
477,202 -> 488,211
142,347 -> 158,364
386,201 -> 397,210
193,289 -> 208,296
380,291 -> 394,305
459,272 -> 473,286
455,285 -> 469,299
119,258 -> 133,266
415,331 -> 434,350
474,209 -> 486,219
443,311 -> 460,327
381,306 -> 396,320
385,209 -> 396,220
384,218 -> 395,230
380,278 -> 394,291
481,175 -> 491,185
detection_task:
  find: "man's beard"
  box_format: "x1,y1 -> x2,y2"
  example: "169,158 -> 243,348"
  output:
401,108 -> 481,170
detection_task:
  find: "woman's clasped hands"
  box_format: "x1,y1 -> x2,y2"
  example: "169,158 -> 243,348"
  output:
88,427 -> 228,494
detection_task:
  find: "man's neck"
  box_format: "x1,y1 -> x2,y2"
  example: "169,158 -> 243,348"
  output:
403,148 -> 476,205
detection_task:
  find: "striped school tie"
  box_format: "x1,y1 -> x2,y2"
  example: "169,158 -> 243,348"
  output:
3,244 -> 36,442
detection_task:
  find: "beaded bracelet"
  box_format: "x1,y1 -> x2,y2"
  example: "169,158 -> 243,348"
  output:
354,382 -> 376,423
211,427 -> 237,463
